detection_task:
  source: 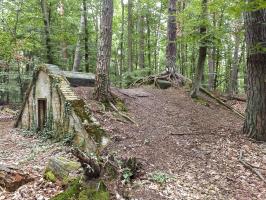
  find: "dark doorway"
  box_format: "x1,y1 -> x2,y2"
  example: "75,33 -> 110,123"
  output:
38,99 -> 47,130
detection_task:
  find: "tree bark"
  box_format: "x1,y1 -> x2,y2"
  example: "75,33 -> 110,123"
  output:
208,48 -> 215,91
83,0 -> 89,72
119,0 -> 125,84
73,4 -> 86,72
166,0 -> 177,74
127,0 -> 133,71
190,0 -> 208,98
243,6 -> 266,141
94,0 -> 113,102
40,0 -> 53,64
138,14 -> 145,69
229,32 -> 241,96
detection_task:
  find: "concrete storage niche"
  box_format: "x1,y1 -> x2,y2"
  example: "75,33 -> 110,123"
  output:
37,98 -> 47,130
15,64 -> 107,153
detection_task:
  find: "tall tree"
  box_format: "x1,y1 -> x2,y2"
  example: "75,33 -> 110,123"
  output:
94,0 -> 113,102
166,0 -> 177,74
138,13 -> 145,69
83,0 -> 89,72
73,3 -> 86,72
190,0 -> 208,98
119,0 -> 125,83
243,4 -> 266,141
40,0 -> 53,64
127,0 -> 133,71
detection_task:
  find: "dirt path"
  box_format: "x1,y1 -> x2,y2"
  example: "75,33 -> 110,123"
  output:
0,121 -> 70,200
76,86 -> 266,200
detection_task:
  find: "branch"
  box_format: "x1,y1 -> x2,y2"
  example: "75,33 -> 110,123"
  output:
239,150 -> 266,184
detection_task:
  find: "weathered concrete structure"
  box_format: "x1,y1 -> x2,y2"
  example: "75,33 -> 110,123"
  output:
15,64 -> 107,153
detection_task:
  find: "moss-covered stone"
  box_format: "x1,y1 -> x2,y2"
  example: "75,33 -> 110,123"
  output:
44,170 -> 56,183
45,157 -> 81,183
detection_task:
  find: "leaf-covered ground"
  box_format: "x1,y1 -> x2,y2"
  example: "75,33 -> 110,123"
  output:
76,86 -> 266,199
0,122 -> 74,200
0,86 -> 266,200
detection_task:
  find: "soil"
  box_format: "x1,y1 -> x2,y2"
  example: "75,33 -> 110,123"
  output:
0,86 -> 266,200
75,86 -> 266,200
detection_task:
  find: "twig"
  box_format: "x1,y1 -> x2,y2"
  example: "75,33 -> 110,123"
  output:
239,150 -> 266,183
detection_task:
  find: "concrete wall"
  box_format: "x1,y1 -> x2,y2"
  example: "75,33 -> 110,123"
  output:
17,70 -> 99,153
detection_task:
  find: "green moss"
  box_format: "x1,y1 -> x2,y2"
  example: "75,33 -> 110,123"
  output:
51,179 -> 110,200
78,181 -> 109,200
51,179 -> 82,200
116,100 -> 128,112
71,99 -> 107,145
44,170 -> 56,183
78,189 -> 109,200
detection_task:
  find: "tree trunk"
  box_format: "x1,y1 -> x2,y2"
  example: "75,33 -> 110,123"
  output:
146,14 -> 151,69
190,0 -> 208,98
243,6 -> 266,141
73,4 -> 86,72
94,0 -> 113,102
229,33 -> 240,96
119,0 -> 125,84
83,0 -> 89,72
138,14 -> 145,69
166,0 -> 177,74
127,0 -> 133,71
208,48 -> 215,91
40,0 -> 53,64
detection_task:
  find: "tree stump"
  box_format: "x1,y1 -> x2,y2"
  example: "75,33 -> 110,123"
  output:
0,165 -> 34,192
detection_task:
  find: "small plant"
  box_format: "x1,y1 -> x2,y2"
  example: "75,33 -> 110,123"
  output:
62,132 -> 76,145
149,171 -> 171,185
121,167 -> 133,184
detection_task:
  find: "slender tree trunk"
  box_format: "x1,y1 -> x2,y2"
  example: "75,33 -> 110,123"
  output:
229,33 -> 240,96
190,0 -> 208,98
146,14 -> 151,69
138,14 -> 145,69
73,4 -> 85,72
208,48 -> 215,91
127,0 -> 133,71
243,6 -> 266,141
94,0 -> 113,102
83,0 -> 89,72
40,0 -> 53,64
119,0 -> 125,85
154,3 -> 163,73
166,0 -> 177,74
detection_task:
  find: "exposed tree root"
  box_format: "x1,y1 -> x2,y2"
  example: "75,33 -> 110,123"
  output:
239,150 -> 266,184
109,102 -> 138,125
131,71 -> 190,88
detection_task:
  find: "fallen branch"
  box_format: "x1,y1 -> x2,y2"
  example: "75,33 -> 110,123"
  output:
239,150 -> 266,184
199,87 -> 245,119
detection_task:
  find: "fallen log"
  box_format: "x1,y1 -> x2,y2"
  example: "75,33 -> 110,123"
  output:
0,165 -> 34,192
199,87 -> 245,119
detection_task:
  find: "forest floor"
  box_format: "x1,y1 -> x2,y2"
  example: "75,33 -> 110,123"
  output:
0,86 -> 266,200
75,86 -> 266,200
